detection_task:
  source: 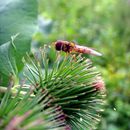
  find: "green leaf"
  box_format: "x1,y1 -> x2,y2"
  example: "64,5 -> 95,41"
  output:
0,0 -> 38,71
0,41 -> 17,86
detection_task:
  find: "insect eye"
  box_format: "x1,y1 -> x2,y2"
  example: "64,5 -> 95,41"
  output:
55,41 -> 63,51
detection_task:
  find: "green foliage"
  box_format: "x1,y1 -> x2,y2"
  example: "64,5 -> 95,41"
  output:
0,48 -> 106,130
0,0 -> 38,85
24,48 -> 106,130
1,0 -> 129,129
0,41 -> 17,85
0,87 -> 67,130
36,0 -> 130,130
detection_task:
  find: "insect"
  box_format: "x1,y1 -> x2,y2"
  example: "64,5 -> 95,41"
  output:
54,40 -> 102,56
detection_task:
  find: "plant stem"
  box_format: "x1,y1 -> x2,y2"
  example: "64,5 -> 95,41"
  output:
0,86 -> 7,93
0,85 -> 35,97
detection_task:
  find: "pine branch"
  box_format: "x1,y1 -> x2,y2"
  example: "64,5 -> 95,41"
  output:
0,46 -> 106,130
24,46 -> 106,130
0,86 -> 68,130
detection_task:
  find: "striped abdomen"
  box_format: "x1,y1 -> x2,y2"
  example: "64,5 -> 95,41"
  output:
74,45 -> 102,56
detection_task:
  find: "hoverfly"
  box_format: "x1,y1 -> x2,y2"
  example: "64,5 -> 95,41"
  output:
54,40 -> 102,56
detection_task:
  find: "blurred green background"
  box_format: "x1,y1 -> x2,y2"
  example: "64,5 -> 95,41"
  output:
34,0 -> 130,130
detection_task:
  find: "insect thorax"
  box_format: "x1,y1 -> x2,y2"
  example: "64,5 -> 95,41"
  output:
55,40 -> 74,53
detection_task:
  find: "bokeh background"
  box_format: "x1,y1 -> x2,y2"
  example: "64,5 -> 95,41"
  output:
34,0 -> 130,130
